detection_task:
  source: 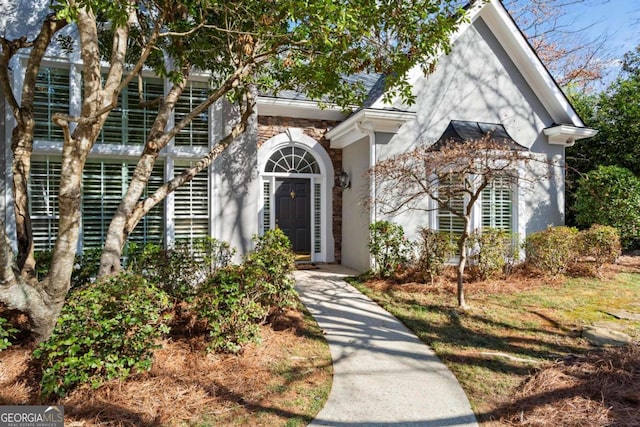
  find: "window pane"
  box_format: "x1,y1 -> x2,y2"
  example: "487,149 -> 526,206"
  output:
263,180 -> 271,232
437,174 -> 465,236
30,158 -> 61,251
31,157 -> 166,252
482,176 -> 513,231
175,81 -> 209,147
265,146 -> 320,174
82,160 -> 165,248
174,162 -> 209,245
314,182 -> 321,253
128,162 -> 165,245
34,68 -> 69,141
97,76 -> 163,145
126,78 -> 164,146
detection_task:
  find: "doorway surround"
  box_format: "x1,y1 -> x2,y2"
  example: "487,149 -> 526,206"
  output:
258,128 -> 335,263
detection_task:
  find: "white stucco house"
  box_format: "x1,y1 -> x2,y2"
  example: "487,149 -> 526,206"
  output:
1,0 -> 596,272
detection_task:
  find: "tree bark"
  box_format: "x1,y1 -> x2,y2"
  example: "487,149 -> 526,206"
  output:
0,219 -> 64,341
1,15 -> 67,279
456,230 -> 468,308
11,112 -> 36,278
98,73 -> 189,277
0,6 -> 132,341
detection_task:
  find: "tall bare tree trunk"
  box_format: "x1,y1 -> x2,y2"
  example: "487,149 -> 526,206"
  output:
0,6 -> 132,341
98,76 -> 189,277
11,112 -> 36,278
456,218 -> 470,308
1,14 -> 67,279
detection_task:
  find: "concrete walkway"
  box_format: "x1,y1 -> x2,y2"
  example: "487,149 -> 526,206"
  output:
295,265 -> 478,427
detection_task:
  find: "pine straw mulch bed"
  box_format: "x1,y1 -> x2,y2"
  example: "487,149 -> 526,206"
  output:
0,308 -> 332,426
500,345 -> 640,427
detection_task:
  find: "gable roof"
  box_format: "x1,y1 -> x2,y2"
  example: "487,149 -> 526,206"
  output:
326,0 -> 596,148
366,0 -> 586,127
477,0 -> 584,127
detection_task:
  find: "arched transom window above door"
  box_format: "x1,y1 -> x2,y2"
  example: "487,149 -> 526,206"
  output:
265,146 -> 320,174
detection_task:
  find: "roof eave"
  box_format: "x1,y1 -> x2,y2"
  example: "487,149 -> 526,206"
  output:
326,109 -> 416,149
368,0 -> 585,127
257,96 -> 348,121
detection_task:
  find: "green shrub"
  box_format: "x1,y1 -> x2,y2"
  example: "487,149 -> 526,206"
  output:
126,238 -> 235,301
573,165 -> 640,249
469,228 -> 518,280
577,224 -> 621,271
192,229 -> 296,353
33,273 -> 171,398
244,229 -> 297,312
368,221 -> 410,278
0,317 -> 17,352
525,226 -> 579,276
193,266 -> 266,354
195,237 -> 236,275
34,251 -> 53,281
414,227 -> 455,284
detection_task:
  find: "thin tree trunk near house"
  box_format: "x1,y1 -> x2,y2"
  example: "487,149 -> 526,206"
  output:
456,235 -> 467,308
0,130 -> 92,341
98,75 -> 190,277
456,216 -> 471,309
0,15 -> 67,279
12,118 -> 36,278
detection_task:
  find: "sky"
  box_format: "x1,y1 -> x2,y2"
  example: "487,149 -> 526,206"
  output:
562,0 -> 640,85
576,0 -> 638,55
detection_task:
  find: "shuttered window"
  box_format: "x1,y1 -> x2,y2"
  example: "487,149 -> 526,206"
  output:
263,180 -> 271,232
174,162 -> 209,244
34,67 -> 69,141
82,160 -> 164,248
314,182 -> 321,253
437,197 -> 465,236
30,158 -> 61,250
482,176 -> 513,231
437,174 -> 465,237
30,158 -> 164,251
175,81 -> 209,147
97,77 -> 164,145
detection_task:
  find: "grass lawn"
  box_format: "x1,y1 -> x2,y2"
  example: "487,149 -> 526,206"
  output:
348,262 -> 640,426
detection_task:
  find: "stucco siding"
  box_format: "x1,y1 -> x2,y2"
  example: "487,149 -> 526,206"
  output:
375,17 -> 565,239
211,102 -> 259,259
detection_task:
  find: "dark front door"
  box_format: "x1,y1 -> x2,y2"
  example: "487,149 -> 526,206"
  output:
275,179 -> 311,254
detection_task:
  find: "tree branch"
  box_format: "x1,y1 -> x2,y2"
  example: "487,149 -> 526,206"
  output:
125,90 -> 256,233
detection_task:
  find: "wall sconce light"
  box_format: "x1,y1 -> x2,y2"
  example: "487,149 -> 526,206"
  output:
338,170 -> 351,189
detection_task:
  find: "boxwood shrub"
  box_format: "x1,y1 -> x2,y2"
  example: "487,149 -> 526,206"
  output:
525,226 -> 579,276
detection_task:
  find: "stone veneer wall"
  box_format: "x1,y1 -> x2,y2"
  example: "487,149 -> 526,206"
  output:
257,116 -> 343,263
